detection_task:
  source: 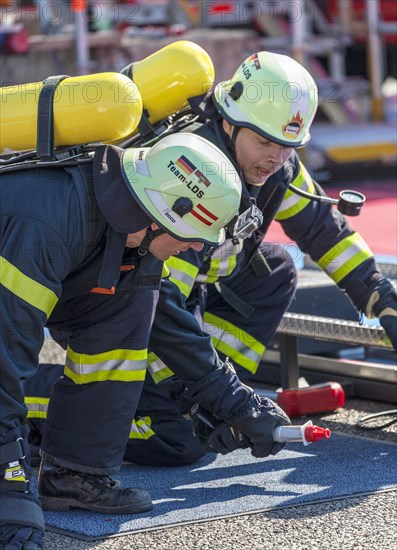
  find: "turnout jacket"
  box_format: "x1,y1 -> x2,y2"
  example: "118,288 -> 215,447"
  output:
148,121 -> 383,384
0,145 -> 162,432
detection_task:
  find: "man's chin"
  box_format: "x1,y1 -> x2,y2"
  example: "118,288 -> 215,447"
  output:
150,252 -> 168,261
246,176 -> 270,187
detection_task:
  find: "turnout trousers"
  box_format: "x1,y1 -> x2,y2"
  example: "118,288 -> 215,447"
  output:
26,244 -> 296,467
40,284 -> 158,474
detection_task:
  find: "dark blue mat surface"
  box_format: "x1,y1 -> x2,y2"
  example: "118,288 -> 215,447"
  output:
35,433 -> 397,540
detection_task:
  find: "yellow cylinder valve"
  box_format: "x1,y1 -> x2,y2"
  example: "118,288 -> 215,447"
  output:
0,72 -> 143,152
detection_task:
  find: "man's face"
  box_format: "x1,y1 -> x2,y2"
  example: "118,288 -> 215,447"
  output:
223,122 -> 293,186
149,233 -> 204,261
126,227 -> 204,261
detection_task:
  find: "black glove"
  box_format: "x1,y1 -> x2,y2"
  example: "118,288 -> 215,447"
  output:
0,525 -> 44,550
183,364 -> 290,457
365,279 -> 397,351
190,405 -> 250,455
183,363 -> 253,420
225,394 -> 291,458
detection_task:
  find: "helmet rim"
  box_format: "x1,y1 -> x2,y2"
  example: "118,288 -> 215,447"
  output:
214,97 -> 311,148
213,51 -> 318,149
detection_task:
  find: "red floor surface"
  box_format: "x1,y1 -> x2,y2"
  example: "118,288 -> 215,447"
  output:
266,182 -> 397,258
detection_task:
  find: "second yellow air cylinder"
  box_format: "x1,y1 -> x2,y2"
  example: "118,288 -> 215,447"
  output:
121,40 -> 215,134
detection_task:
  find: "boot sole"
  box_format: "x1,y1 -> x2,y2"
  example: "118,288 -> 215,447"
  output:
40,495 -> 153,514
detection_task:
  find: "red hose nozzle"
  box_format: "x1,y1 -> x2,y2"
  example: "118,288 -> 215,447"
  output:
304,425 -> 331,443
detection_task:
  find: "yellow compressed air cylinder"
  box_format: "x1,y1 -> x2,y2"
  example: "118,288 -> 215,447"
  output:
123,40 -> 215,130
0,72 -> 143,152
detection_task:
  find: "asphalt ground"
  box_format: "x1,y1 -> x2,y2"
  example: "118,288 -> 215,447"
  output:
37,339 -> 397,550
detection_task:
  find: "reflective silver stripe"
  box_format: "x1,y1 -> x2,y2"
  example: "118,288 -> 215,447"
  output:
169,266 -> 196,289
65,347 -> 147,383
319,233 -> 373,281
325,245 -> 363,277
147,356 -> 174,383
147,357 -> 168,377
196,238 -> 243,283
205,322 -> 263,365
25,398 -> 48,418
129,418 -> 155,440
166,257 -> 199,297
65,356 -> 147,375
275,162 -> 314,219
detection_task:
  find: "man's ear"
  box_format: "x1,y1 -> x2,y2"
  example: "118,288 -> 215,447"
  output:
151,222 -> 159,230
222,119 -> 234,138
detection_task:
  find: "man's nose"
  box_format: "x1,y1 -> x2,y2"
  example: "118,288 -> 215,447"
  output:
267,145 -> 291,164
267,145 -> 284,163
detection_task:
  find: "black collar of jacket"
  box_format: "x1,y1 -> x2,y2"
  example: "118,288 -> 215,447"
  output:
92,144 -> 153,234
90,144 -> 154,292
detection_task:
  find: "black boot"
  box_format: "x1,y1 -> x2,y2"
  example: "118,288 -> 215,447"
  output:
38,461 -> 153,514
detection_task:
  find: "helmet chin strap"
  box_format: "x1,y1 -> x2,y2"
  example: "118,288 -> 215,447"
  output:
138,198 -> 193,256
215,119 -> 238,163
138,226 -> 165,256
230,125 -> 241,150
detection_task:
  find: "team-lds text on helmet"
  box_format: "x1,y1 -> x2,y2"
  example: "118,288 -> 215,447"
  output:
121,133 -> 242,246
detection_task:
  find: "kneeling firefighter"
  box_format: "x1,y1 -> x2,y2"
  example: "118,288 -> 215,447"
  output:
0,129 -> 267,548
101,49 -> 396,464
115,50 -> 397,461
24,49 -> 396,469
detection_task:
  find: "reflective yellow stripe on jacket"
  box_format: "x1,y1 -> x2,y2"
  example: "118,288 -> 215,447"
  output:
196,239 -> 243,284
275,162 -> 315,220
317,232 -> 374,284
203,311 -> 265,374
25,397 -> 49,419
166,257 -> 199,298
147,352 -> 175,383
0,256 -> 58,317
64,347 -> 147,384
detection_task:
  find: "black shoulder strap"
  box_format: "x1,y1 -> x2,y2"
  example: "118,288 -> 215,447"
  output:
36,75 -> 69,159
77,160 -> 104,249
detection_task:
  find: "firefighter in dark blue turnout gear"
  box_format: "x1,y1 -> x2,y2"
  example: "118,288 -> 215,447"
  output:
125,51 -> 397,462
24,51 -> 396,471
0,132 -> 252,548
131,51 -> 395,459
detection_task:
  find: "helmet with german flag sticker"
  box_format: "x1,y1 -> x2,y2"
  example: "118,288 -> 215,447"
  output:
121,133 -> 242,246
213,51 -> 318,147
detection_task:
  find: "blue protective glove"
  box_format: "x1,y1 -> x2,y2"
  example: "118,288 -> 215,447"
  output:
365,279 -> 397,351
0,525 -> 44,550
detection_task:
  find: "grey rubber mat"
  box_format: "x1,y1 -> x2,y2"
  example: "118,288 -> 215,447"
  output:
35,433 -> 397,540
